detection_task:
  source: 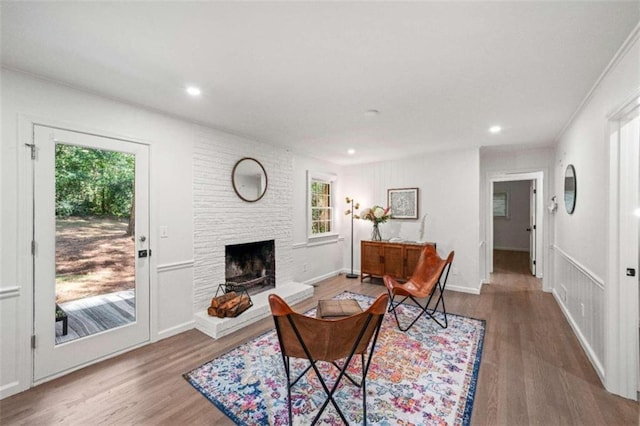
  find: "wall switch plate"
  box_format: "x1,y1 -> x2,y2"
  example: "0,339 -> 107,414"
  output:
160,226 -> 168,238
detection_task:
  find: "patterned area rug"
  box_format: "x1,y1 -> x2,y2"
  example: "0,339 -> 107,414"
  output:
55,290 -> 135,344
185,291 -> 485,425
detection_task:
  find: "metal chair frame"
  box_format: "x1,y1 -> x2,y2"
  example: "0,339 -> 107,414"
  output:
387,261 -> 452,331
385,249 -> 454,332
270,295 -> 387,426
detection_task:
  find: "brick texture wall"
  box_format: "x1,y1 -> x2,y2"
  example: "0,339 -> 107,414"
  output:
193,128 -> 294,310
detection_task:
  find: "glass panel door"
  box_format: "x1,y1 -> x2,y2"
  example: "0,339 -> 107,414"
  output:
33,125 -> 149,382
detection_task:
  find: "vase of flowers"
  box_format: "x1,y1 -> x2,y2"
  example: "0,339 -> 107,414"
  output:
358,205 -> 391,241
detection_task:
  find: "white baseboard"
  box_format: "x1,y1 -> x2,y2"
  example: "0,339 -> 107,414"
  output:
552,289 -> 605,383
303,269 -> 343,286
156,320 -> 195,341
0,381 -> 22,400
447,284 -> 481,295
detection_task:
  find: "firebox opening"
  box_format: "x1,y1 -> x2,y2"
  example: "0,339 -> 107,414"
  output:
225,240 -> 275,297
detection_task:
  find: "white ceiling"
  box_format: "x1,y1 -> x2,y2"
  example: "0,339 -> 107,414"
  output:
2,2 -> 638,165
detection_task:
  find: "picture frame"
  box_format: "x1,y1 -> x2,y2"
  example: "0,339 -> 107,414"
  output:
387,187 -> 419,219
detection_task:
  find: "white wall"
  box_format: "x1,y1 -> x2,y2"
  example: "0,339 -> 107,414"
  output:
342,148 -> 481,293
479,147 -> 554,283
493,180 -> 531,251
0,69 -> 196,397
0,70 -> 343,398
291,155 -> 344,285
552,29 -> 640,395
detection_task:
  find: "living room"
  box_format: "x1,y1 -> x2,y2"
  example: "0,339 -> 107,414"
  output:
1,2 -> 639,424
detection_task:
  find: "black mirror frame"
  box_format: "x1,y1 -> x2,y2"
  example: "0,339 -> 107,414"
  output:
564,164 -> 577,214
231,157 -> 268,203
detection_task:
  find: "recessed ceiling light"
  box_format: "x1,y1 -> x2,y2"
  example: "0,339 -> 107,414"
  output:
489,125 -> 502,134
186,86 -> 201,96
364,109 -> 379,117
347,148 -> 356,155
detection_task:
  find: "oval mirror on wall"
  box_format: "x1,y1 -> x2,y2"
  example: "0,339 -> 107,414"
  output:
232,157 -> 268,202
564,164 -> 577,214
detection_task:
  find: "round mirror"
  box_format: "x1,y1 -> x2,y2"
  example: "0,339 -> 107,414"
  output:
232,157 -> 268,202
564,164 -> 577,214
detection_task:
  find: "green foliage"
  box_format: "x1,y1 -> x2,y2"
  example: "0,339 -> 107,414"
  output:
55,144 -> 134,218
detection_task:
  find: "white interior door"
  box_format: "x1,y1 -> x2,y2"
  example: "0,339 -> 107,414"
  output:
33,125 -> 150,382
618,110 -> 640,394
529,180 -> 537,276
611,103 -> 640,397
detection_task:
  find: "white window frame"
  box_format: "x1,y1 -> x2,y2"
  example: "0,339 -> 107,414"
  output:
493,191 -> 509,218
307,171 -> 338,239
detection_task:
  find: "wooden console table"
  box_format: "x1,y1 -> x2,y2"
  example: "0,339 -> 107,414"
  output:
360,240 -> 436,283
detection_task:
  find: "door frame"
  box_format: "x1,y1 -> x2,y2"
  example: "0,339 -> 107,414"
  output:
485,171 -> 546,287
17,114 -> 157,388
606,95 -> 639,400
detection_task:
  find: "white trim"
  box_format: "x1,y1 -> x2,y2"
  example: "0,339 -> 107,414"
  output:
447,284 -> 481,295
0,381 -> 21,400
552,289 -> 605,382
15,113 -> 157,395
486,170 -> 546,287
293,236 -> 344,249
492,191 -> 509,218
157,260 -> 194,273
304,270 -> 343,286
0,286 -> 21,300
308,232 -> 339,241
307,170 -> 337,239
553,245 -> 605,290
555,22 -> 640,142
339,267 -> 362,276
606,103 -> 640,400
16,114 -> 36,397
157,320 -> 195,340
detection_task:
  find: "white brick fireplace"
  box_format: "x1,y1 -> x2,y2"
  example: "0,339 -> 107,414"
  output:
192,127 -> 313,338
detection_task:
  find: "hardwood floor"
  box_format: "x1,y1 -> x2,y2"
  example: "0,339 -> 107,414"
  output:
1,255 -> 638,425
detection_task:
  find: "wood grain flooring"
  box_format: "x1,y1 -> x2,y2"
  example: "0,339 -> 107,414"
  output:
1,250 -> 638,425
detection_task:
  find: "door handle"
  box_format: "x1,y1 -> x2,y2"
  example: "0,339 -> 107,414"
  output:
526,227 -> 532,232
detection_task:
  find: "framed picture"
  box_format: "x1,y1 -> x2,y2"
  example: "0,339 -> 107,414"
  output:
387,187 -> 419,219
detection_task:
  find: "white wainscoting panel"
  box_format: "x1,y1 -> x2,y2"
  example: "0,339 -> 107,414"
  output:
553,246 -> 605,380
156,261 -> 195,339
0,287 -> 22,398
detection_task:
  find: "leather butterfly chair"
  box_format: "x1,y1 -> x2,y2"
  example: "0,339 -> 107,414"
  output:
383,245 -> 454,331
269,293 -> 388,426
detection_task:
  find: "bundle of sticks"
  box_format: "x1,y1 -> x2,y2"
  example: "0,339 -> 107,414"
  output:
207,291 -> 252,318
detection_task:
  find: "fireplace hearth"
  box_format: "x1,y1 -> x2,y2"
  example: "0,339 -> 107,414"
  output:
225,240 -> 275,297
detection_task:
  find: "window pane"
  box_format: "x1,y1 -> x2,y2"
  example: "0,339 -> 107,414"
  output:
493,192 -> 507,217
310,177 -> 334,234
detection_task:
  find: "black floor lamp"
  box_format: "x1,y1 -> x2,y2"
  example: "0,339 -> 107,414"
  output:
345,197 -> 360,279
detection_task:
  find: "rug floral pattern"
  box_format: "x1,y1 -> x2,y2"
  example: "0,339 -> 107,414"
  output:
185,292 -> 485,425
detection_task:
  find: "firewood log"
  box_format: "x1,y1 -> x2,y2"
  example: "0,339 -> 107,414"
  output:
210,291 -> 238,309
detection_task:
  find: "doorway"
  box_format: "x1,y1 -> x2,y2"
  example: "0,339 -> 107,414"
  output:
32,125 -> 150,382
607,98 -> 639,399
487,171 -> 544,285
492,179 -> 536,276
